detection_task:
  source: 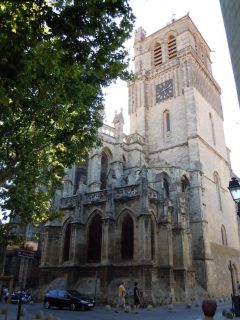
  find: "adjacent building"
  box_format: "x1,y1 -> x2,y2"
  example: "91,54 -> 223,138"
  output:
220,0 -> 240,107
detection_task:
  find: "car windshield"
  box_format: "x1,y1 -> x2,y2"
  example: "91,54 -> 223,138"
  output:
67,290 -> 82,297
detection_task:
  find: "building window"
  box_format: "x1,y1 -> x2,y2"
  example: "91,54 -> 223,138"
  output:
209,113 -> 216,145
63,223 -> 72,262
163,110 -> 171,136
154,42 -> 162,66
233,264 -> 238,295
181,175 -> 190,192
88,214 -> 102,262
122,154 -> 126,169
163,174 -> 170,198
166,112 -> 170,132
221,224 -> 228,245
214,172 -> 222,211
100,151 -> 108,190
121,215 -> 134,260
168,35 -> 177,59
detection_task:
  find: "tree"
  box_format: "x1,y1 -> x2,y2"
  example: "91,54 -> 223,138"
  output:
0,0 -> 135,228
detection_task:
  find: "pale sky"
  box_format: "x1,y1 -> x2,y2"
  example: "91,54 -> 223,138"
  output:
103,0 -> 240,177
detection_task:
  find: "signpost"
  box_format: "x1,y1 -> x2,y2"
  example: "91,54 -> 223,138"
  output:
16,249 -> 34,320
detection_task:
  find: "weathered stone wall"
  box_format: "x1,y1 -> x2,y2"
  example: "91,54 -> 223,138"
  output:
208,243 -> 240,296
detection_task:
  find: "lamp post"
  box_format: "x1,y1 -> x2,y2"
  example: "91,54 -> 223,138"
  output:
228,177 -> 240,216
228,177 -> 240,316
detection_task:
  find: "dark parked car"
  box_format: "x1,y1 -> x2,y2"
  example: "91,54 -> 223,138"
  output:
43,289 -> 95,311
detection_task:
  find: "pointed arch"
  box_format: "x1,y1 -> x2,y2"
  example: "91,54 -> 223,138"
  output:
122,154 -> 127,169
168,35 -> 177,59
153,42 -> 162,66
162,172 -> 170,198
181,175 -> 190,192
163,109 -> 171,136
232,263 -> 238,295
63,219 -> 73,262
121,214 -> 134,260
87,213 -> 102,262
214,172 -> 222,211
100,147 -> 112,190
221,224 -> 228,245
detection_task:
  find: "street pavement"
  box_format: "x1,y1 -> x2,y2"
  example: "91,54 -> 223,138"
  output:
0,299 -> 233,320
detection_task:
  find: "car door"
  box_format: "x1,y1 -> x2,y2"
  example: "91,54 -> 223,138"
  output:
57,290 -> 71,309
47,290 -> 58,307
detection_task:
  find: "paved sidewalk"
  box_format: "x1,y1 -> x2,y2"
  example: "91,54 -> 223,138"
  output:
0,299 -> 232,320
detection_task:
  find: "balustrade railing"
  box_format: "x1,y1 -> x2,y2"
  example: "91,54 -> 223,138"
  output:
114,185 -> 140,199
61,195 -> 78,209
84,190 -> 106,204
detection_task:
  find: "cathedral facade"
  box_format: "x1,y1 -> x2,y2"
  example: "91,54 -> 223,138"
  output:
40,15 -> 240,304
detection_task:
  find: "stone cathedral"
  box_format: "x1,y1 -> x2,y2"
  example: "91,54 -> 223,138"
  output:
40,15 -> 240,304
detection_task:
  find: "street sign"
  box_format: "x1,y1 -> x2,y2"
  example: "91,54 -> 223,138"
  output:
18,249 -> 34,259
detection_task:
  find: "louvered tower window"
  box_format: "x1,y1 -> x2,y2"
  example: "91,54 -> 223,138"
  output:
154,43 -> 162,66
168,35 -> 177,59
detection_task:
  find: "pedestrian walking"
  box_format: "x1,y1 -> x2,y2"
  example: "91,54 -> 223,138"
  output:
133,282 -> 141,314
115,281 -> 127,313
196,299 -> 217,320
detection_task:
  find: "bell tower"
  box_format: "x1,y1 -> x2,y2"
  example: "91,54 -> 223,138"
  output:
128,15 -> 239,294
128,14 -> 222,169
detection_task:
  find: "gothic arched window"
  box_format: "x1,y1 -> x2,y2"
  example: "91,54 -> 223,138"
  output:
168,35 -> 177,59
181,175 -> 190,192
63,223 -> 72,262
221,225 -> 228,245
88,214 -> 102,262
154,42 -> 162,66
214,172 -> 222,211
163,176 -> 170,198
209,113 -> 216,145
233,264 -> 238,295
163,110 -> 171,135
122,154 -> 126,169
121,215 -> 134,260
100,151 -> 108,190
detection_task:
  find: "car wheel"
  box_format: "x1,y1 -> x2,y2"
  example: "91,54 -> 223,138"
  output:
80,305 -> 89,311
70,303 -> 76,311
44,301 -> 51,309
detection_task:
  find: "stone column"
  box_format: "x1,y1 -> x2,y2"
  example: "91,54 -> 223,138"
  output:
137,214 -> 152,263
140,165 -> 149,213
188,170 -> 212,289
101,185 -> 115,264
41,226 -> 61,266
156,203 -> 174,294
69,219 -> 84,264
101,217 -> 115,264
88,150 -> 101,191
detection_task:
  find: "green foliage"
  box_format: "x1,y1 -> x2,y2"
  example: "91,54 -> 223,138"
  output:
0,0 -> 135,228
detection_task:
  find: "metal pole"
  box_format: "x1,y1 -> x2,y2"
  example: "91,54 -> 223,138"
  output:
229,260 -> 235,316
16,283 -> 22,320
229,260 -> 235,296
94,271 -> 98,303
